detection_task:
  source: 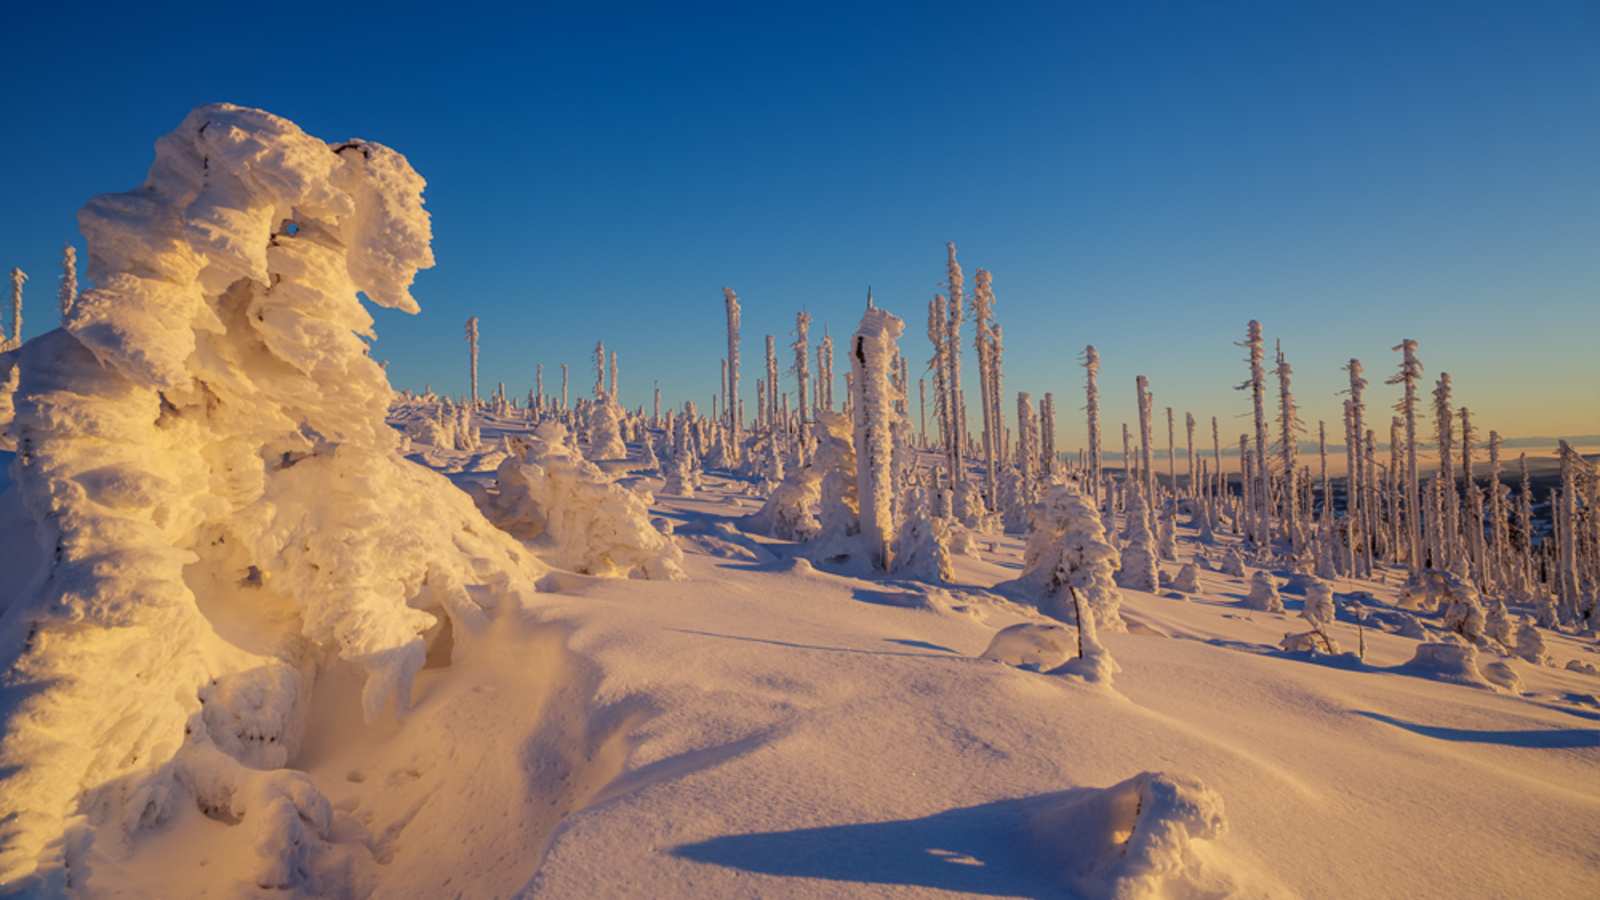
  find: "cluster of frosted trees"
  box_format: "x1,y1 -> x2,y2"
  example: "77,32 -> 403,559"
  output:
387,244 -> 1593,640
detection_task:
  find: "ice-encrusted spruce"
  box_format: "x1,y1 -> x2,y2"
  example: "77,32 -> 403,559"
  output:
0,105 -> 545,890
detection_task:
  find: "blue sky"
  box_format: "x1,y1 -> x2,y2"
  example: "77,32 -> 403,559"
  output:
4,2 -> 1596,447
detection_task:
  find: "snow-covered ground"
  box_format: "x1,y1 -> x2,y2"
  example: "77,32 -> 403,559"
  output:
2,105 -> 1596,899
31,413 -> 1585,899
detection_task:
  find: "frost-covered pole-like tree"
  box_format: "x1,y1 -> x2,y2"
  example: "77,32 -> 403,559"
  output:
1460,407 -> 1484,581
653,382 -> 661,427
1487,430 -> 1506,590
1121,423 -> 1133,502
852,302 -> 905,570
1237,321 -> 1272,550
724,288 -> 742,454
990,323 -> 1006,463
465,316 -> 480,408
944,245 -> 968,485
58,245 -> 77,319
1184,412 -> 1197,499
1274,342 -> 1301,550
1388,339 -> 1423,572
1165,406 -> 1177,501
972,268 -> 999,502
609,350 -> 619,400
1345,359 -> 1371,575
1136,376 -> 1155,504
1318,421 -> 1330,521
765,334 -> 779,430
1211,416 -> 1222,503
1557,445 -> 1580,621
535,363 -> 545,412
593,340 -> 606,399
1083,346 -> 1102,503
819,330 -> 834,412
1517,452 -> 1534,586
1041,393 -> 1057,478
1016,391 -> 1037,500
1389,416 -> 1403,561
1433,374 -> 1458,566
793,311 -> 812,429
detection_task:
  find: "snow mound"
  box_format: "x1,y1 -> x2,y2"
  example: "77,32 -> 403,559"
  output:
982,622 -> 1076,672
0,104 -> 545,888
1029,771 -> 1233,900
480,422 -> 685,579
1404,636 -> 1493,689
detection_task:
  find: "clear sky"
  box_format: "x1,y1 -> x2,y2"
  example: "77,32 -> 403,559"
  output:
4,2 -> 1596,449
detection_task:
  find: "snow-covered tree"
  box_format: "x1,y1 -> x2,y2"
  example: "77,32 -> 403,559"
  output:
1116,482 -> 1159,592
1388,339 -> 1423,572
4,267 -> 25,351
58,245 -> 77,319
1084,346 -> 1103,503
1245,569 -> 1284,612
1236,321 -> 1272,550
482,422 -> 684,579
1019,484 -> 1124,630
465,316 -> 480,407
724,287 -> 742,458
793,311 -> 811,431
850,301 -> 905,570
0,106 -> 549,889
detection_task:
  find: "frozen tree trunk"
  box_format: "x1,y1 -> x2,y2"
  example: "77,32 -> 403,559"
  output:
1346,359 -> 1371,576
819,331 -> 834,412
1488,430 -> 1506,592
1518,453 -> 1534,589
609,350 -> 619,400
1184,412 -> 1197,499
1041,393 -> 1056,478
1460,407 -> 1484,584
1136,376 -> 1155,505
765,334 -> 779,430
653,382 -> 661,426
1433,374 -> 1458,568
972,268 -> 998,503
1122,423 -> 1133,505
1274,343 -> 1300,552
535,363 -> 545,413
1017,391 -> 1037,499
794,311 -> 811,430
58,245 -> 77,320
724,288 -> 742,459
1165,406 -> 1177,501
852,304 -> 905,570
593,341 -> 605,399
1389,416 -> 1403,563
465,316 -> 480,408
1557,445 -> 1580,622
1237,321 -> 1272,551
945,244 -> 967,487
1211,416 -> 1222,505
1239,434 -> 1252,535
1388,339 -> 1424,574
1084,346 -> 1103,504
928,296 -> 951,462
1317,421 -> 1330,523
991,324 -> 1006,464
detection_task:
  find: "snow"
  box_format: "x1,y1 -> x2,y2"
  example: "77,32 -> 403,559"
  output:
3,104 -> 1598,900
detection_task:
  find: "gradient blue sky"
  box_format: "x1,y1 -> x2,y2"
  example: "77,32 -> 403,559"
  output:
4,2 -> 1596,447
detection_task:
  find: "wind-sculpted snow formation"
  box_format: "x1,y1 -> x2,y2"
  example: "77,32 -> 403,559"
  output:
479,421 -> 685,579
0,105 -> 546,890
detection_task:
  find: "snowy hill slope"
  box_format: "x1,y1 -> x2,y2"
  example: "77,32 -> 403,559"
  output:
59,443 -> 1595,898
